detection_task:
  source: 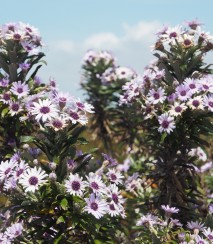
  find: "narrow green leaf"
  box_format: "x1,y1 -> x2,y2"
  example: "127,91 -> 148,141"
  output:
56,216 -> 65,224
1,107 -> 8,118
60,198 -> 68,210
20,136 -> 35,143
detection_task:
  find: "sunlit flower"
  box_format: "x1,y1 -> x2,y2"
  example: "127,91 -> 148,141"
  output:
3,177 -> 17,191
168,102 -> 187,117
203,94 -> 213,112
203,227 -> 213,241
52,91 -> 72,109
115,66 -> 135,80
68,109 -> 88,125
158,113 -> 175,134
106,168 -> 124,185
147,87 -> 166,104
107,184 -> 124,205
86,172 -> 107,195
30,99 -> 59,123
0,160 -> 17,181
107,202 -> 121,217
8,102 -> 23,116
45,115 -> 68,131
175,84 -> 192,101
199,75 -> 213,93
194,235 -> 208,244
187,95 -> 204,110
13,160 -> 29,178
19,167 -> 48,192
65,173 -> 86,197
0,92 -> 12,104
84,193 -> 108,219
75,99 -> 94,113
178,34 -> 194,48
4,222 -> 23,240
161,25 -> 183,45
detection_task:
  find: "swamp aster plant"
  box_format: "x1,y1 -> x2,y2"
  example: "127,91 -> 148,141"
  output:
119,21 -> 213,221
0,22 -> 46,159
135,205 -> 213,243
0,22 -> 127,243
81,50 -> 144,157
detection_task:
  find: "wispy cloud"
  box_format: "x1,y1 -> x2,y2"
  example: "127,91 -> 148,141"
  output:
40,20 -> 163,97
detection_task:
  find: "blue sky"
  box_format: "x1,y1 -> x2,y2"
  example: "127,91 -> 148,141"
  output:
1,0 -> 213,97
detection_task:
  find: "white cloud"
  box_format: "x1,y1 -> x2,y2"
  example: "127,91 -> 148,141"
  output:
123,21 -> 162,42
83,32 -> 120,49
48,40 -> 76,53
40,20 -> 165,97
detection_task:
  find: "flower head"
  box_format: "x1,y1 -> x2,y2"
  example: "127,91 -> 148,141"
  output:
161,205 -> 179,215
65,173 -> 86,197
86,172 -> 107,195
147,87 -> 166,104
106,168 -> 124,185
30,99 -> 59,123
158,113 -> 175,134
19,167 -> 48,192
187,220 -> 205,231
84,193 -> 108,219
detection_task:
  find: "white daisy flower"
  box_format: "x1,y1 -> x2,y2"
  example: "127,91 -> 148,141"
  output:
68,109 -> 88,125
19,167 -> 48,192
107,202 -> 121,217
107,184 -> 124,205
84,193 -> 108,219
199,75 -> 213,93
194,235 -> 208,243
168,102 -> 187,117
158,113 -> 176,134
175,84 -> 192,101
183,77 -> 201,94
13,160 -> 29,178
115,67 -> 135,80
52,91 -> 72,109
0,92 -> 11,104
203,94 -> 213,112
4,222 -> 23,240
8,102 -> 23,116
10,81 -> 29,99
3,177 -> 17,191
65,173 -> 86,197
161,25 -> 183,45
147,87 -> 166,104
86,172 -> 107,195
187,95 -> 204,110
0,160 -> 17,181
75,99 -> 94,114
106,168 -> 124,185
30,99 -> 59,123
45,115 -> 68,131
203,227 -> 213,241
188,147 -> 207,162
